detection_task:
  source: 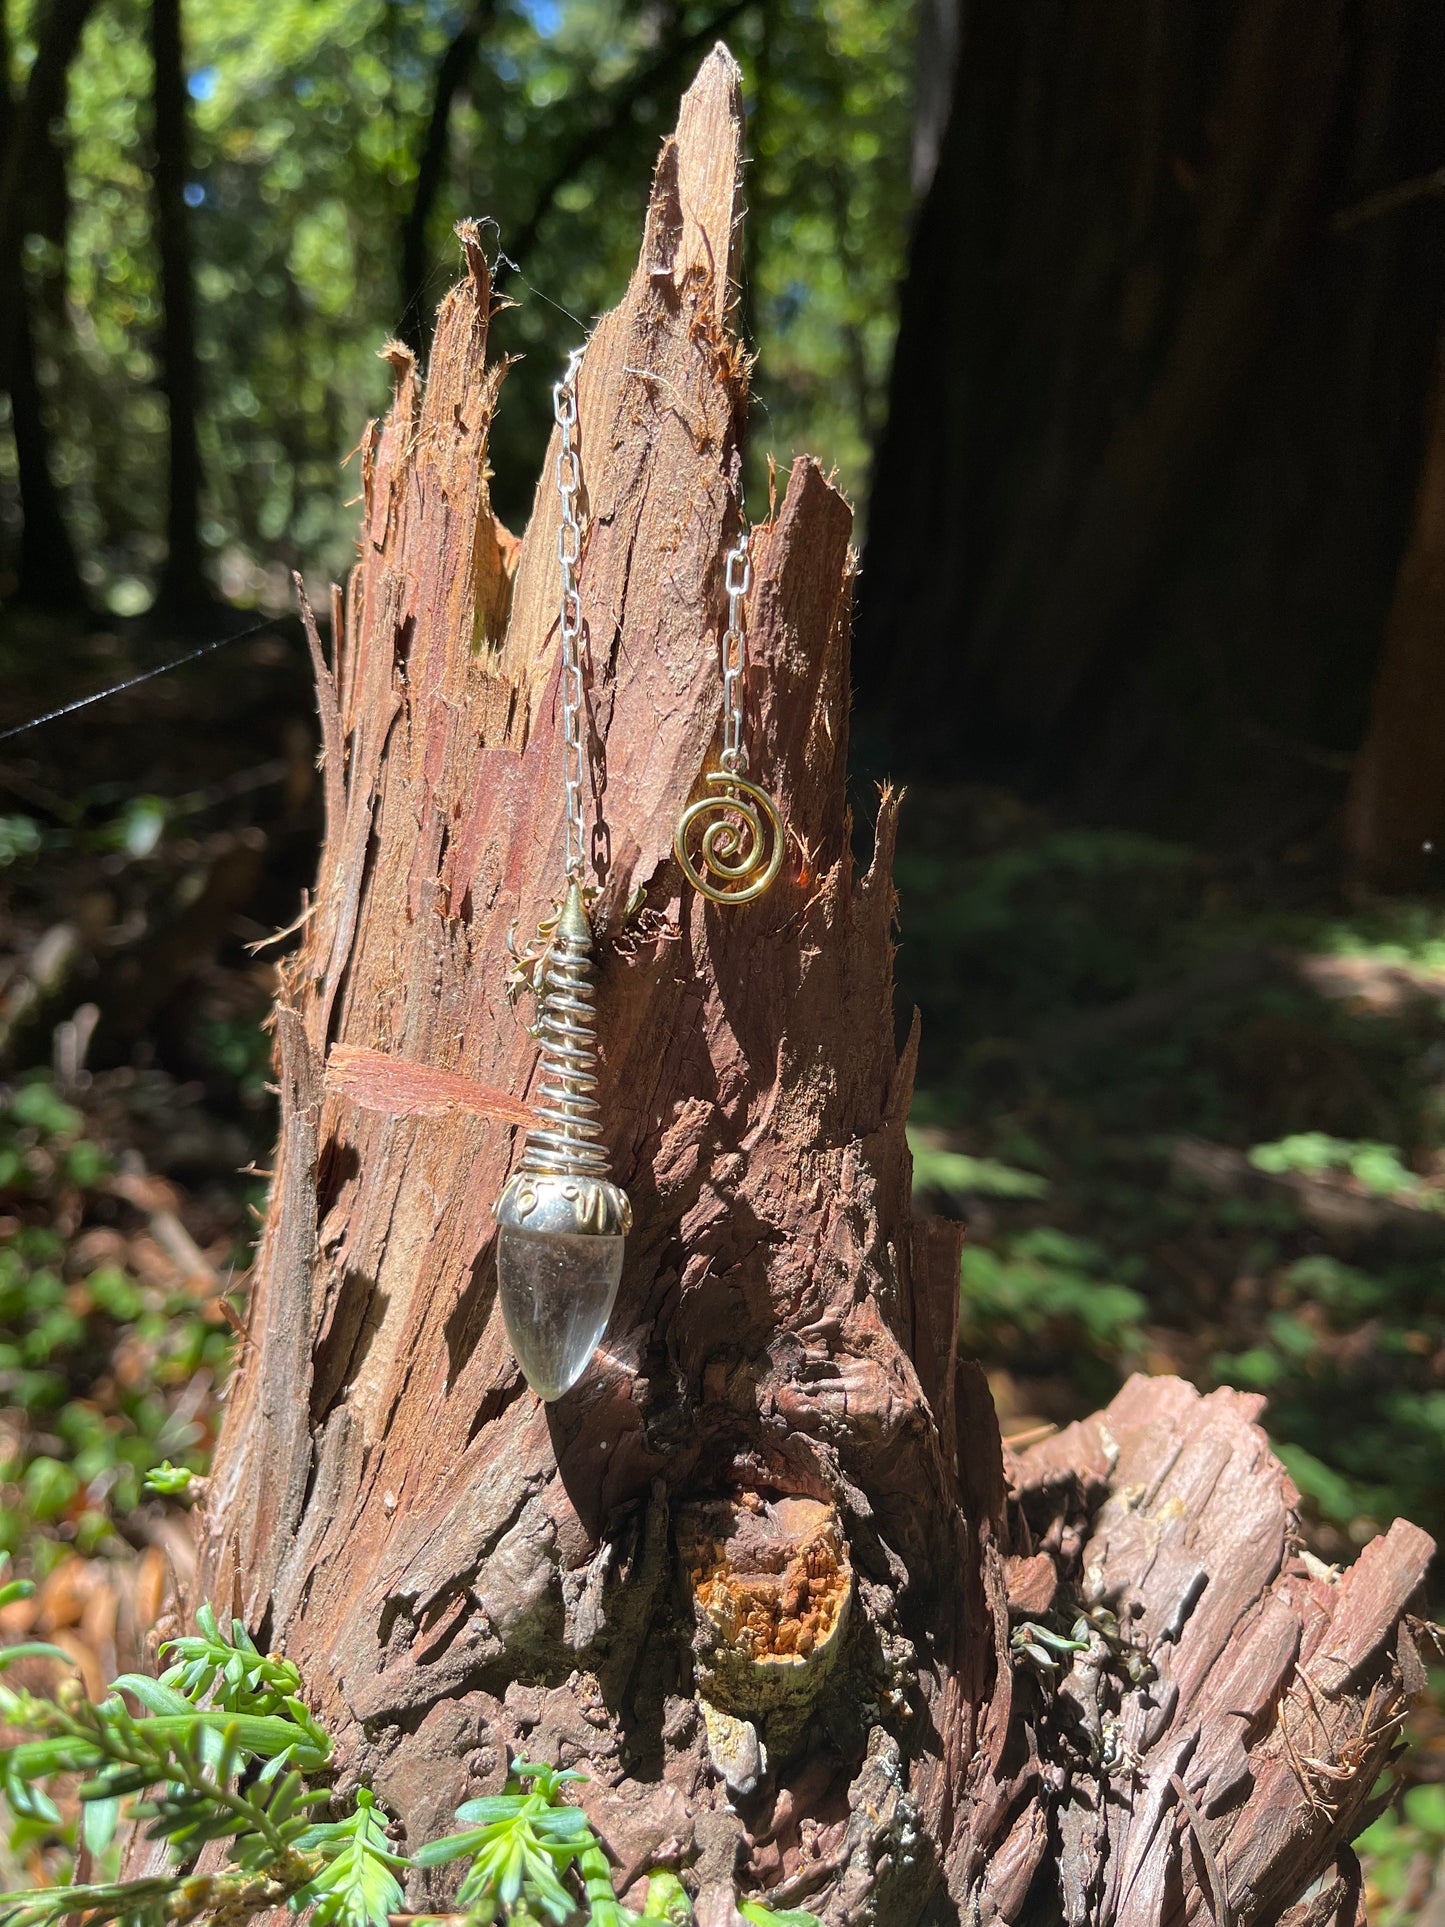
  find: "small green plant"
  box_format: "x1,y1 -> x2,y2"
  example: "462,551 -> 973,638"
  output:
288,1790 -> 408,1927
738,1903 -> 824,1927
0,1078 -> 228,1576
1359,1777 -> 1445,1925
1248,1133 -> 1441,1207
143,1461 -> 199,1498
0,1593 -> 344,1927
0,815 -> 42,867
0,1594 -> 777,1926
908,1131 -> 1048,1200
960,1228 -> 1147,1361
415,1762 -> 697,1925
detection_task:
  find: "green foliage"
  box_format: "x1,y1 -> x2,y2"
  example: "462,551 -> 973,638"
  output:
416,1762 -> 607,1923
1358,1772 -> 1445,1924
908,1131 -> 1049,1200
157,1600 -> 305,1716
289,1790 -> 408,1927
1313,904 -> 1445,974
0,1080 -> 226,1575
416,1763 -> 706,1926
0,1599 -> 338,1927
17,0 -> 915,605
0,1609 -> 717,1926
0,817 -> 42,867
738,1903 -> 823,1927
142,1460 -> 197,1497
629,1872 -> 693,1922
897,791 -> 1445,1569
960,1230 -> 1147,1364
1249,1132 -> 1442,1206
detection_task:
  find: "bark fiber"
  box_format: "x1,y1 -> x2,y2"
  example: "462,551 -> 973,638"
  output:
194,49 -> 1435,1927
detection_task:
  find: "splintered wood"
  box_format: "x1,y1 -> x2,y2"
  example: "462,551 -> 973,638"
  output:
187,43 -> 1436,1927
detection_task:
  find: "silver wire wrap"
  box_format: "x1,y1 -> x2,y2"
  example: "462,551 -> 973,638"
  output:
515,889 -> 612,1182
555,348 -> 587,881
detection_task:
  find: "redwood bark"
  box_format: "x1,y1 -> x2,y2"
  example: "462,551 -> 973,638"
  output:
193,50 -> 1434,1927
1344,323 -> 1445,890
857,0 -> 1445,840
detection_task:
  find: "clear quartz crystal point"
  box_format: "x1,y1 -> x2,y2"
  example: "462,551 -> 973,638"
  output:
495,883 -> 632,1400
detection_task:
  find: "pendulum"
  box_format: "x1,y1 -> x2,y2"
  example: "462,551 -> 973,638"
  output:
493,346 -> 632,1400
674,528 -> 786,905
495,881 -> 632,1399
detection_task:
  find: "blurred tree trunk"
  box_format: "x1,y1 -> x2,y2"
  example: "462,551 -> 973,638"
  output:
858,0 -> 1445,845
1343,322 -> 1445,890
150,0 -> 209,621
172,50 -> 1438,1927
398,0 -> 496,355
10,289 -> 87,610
0,0 -> 95,322
0,0 -> 94,615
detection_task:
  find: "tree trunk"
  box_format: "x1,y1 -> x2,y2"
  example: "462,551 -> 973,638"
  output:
398,0 -> 495,357
856,0 -> 1445,844
0,0 -> 92,614
0,0 -> 97,380
10,282 -> 88,612
191,49 -> 1435,1926
150,0 -> 208,620
1343,321 -> 1445,891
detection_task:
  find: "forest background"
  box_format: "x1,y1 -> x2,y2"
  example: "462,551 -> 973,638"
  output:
1,0 -> 1445,1915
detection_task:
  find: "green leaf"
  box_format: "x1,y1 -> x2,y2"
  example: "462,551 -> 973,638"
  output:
81,1790 -> 122,1856
289,1788 -> 407,1927
453,1793 -> 530,1826
738,1902 -> 824,1927
143,1461 -> 196,1496
110,1672 -> 198,1716
0,1641 -> 76,1670
640,1871 -> 694,1921
0,1875 -> 183,1927
411,1825 -> 492,1867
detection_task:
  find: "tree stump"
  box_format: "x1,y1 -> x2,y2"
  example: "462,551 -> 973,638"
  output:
194,48 -> 1435,1927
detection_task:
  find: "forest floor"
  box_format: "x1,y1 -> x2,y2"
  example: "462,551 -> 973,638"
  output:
0,619 -> 1441,1913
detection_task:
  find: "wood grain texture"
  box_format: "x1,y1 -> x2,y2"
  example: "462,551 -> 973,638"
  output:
192,46 -> 1435,1927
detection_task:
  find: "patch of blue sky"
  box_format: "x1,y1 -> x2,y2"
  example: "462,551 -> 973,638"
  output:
514,0 -> 562,37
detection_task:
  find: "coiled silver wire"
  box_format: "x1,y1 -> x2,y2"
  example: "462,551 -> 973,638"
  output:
516,914 -> 612,1181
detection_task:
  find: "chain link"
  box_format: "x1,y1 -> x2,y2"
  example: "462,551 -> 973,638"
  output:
554,348 -> 586,879
719,530 -> 752,776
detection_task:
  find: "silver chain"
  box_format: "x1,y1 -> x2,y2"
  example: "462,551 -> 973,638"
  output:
719,530 -> 752,776
554,347 -> 586,880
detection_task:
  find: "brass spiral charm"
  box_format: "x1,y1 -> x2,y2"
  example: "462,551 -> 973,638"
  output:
674,771 -> 785,905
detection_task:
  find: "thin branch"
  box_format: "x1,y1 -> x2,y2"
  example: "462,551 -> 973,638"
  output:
1170,1772 -> 1234,1927
1334,165 -> 1445,233
505,0 -> 753,270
